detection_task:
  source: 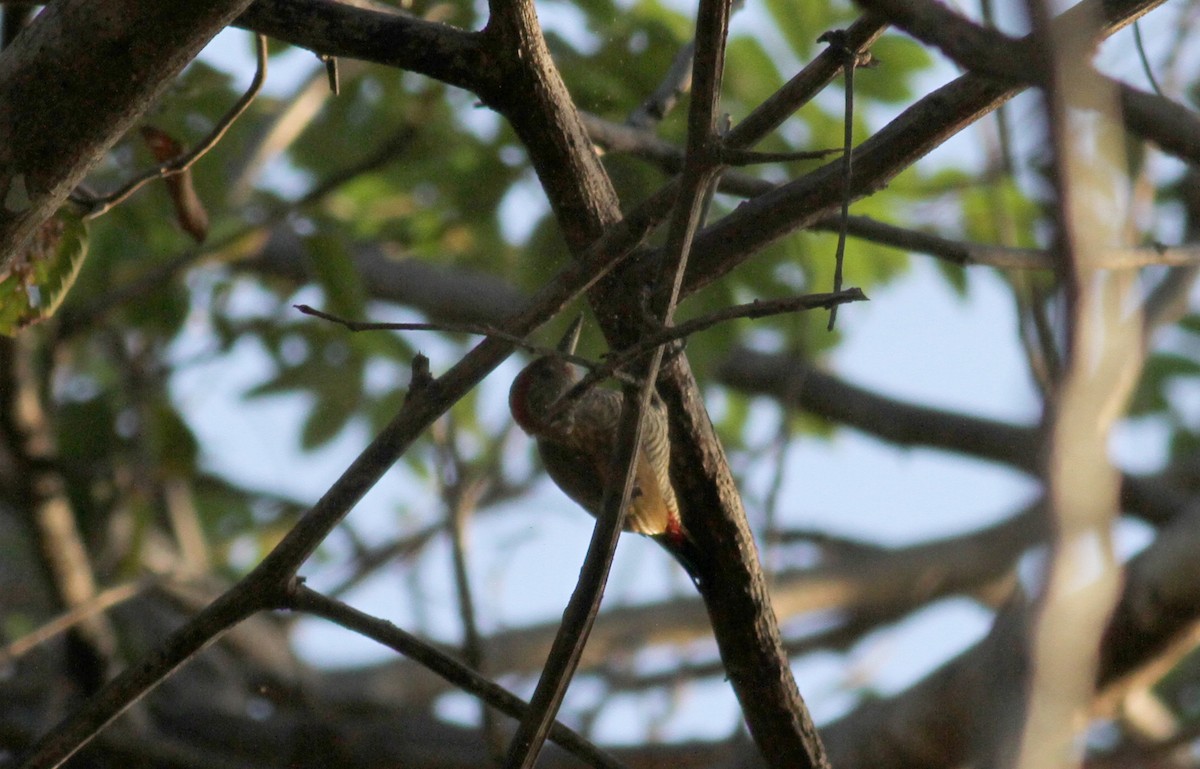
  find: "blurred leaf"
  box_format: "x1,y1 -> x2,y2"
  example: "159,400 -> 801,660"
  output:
934,258 -> 969,297
855,34 -> 934,104
56,398 -> 119,463
147,401 -> 201,476
764,0 -> 836,61
960,177 -> 1041,248
1177,314 -> 1200,337
724,37 -> 785,114
1128,352 -> 1200,417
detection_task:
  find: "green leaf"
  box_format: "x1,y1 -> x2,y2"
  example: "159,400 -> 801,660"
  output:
934,257 -> 969,297
763,0 -> 838,61
1128,352 -> 1200,417
0,207 -> 89,335
854,35 -> 934,104
1177,314 -> 1200,337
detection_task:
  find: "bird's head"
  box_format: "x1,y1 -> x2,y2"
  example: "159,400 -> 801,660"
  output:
509,316 -> 584,435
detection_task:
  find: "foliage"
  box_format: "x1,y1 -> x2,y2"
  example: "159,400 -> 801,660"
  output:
4,1 -> 1200,768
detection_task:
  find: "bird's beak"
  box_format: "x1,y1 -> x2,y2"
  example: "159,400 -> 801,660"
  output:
557,314 -> 584,355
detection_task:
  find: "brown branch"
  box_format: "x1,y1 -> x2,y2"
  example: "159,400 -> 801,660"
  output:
851,0 -> 1193,164
16,178 -> 664,768
811,215 -> 1200,270
236,0 -> 487,95
0,0 -> 259,270
283,585 -> 630,769
628,0 -> 837,764
679,0 -> 1166,297
76,34 -> 268,219
715,347 -> 1188,528
495,0 -> 734,759
580,116 -> 1200,273
718,347 -> 1042,470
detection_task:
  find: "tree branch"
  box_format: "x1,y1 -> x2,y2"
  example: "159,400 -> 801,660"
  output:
679,0 -> 1167,297
236,0 -> 487,94
17,179 -> 662,768
0,0 -> 258,269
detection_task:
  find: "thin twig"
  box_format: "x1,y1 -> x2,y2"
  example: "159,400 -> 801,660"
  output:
554,289 -> 866,420
301,285 -> 862,429
282,585 -> 631,769
817,30 -> 869,331
435,420 -> 505,759
76,34 -> 269,220
719,147 -> 842,165
319,53 -> 341,95
293,303 -> 604,373
1132,20 -> 1164,97
314,282 -> 862,441
810,213 -> 1200,269
0,581 -> 144,664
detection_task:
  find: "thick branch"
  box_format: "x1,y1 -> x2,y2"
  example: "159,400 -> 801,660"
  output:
474,0 -> 829,764
718,348 -> 1042,472
17,194 -> 660,768
236,0 -> 486,93
851,0 -> 1193,163
0,0 -> 257,269
678,0 -> 1167,297
825,495 -> 1200,769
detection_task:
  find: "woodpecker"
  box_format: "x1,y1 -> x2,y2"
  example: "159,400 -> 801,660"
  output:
508,317 -> 702,582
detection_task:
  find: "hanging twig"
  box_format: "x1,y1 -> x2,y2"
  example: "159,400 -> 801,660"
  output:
1132,20 -> 1164,97
318,52 -> 341,95
75,34 -> 269,220
816,29 -> 875,331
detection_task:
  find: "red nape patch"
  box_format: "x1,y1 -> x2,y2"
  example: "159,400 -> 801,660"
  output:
664,517 -> 686,544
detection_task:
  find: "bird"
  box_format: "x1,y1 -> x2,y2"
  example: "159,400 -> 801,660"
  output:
508,316 -> 702,582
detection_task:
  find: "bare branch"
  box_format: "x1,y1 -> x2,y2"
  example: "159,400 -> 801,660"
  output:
681,0 -> 1167,296
16,178 -> 663,768
0,0 -> 259,269
76,34 -> 268,219
282,587 -> 632,769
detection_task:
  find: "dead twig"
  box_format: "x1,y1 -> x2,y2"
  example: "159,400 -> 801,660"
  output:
74,33 -> 268,220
